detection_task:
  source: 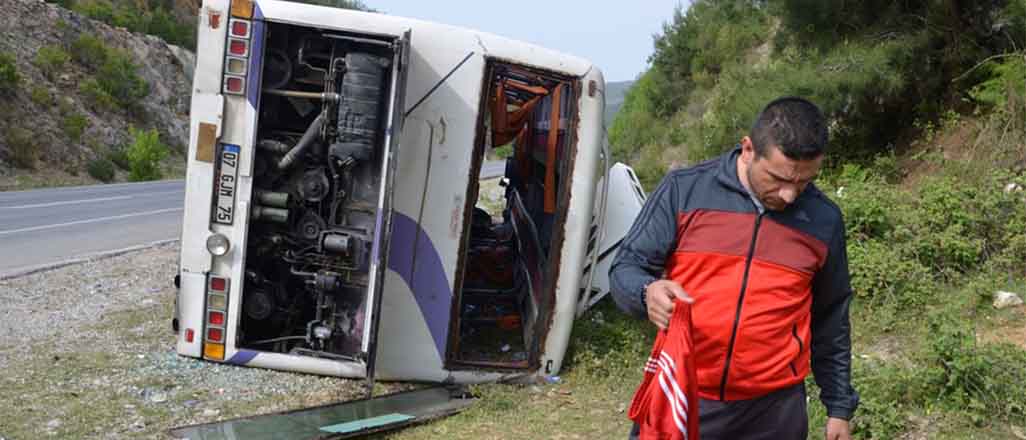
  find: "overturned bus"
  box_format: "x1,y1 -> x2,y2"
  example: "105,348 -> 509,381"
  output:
172,0 -> 644,396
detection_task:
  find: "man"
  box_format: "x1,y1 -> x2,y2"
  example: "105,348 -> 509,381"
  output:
610,97 -> 859,439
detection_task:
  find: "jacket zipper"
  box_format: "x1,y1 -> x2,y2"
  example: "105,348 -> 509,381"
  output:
789,324 -> 803,376
718,212 -> 764,400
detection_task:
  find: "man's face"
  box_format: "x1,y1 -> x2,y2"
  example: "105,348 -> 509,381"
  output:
740,137 -> 823,211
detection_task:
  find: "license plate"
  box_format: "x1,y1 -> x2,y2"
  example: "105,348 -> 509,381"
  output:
213,144 -> 240,225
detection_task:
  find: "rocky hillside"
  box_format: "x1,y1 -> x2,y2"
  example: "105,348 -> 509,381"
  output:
0,0 -> 194,188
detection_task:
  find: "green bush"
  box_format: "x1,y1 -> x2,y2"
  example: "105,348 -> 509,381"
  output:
70,34 -> 108,70
492,144 -> 513,159
847,238 -> 934,310
33,45 -> 70,79
609,71 -> 669,162
86,158 -> 115,182
0,52 -> 19,94
970,54 -> 1026,110
6,127 -> 38,169
97,49 -> 149,107
145,8 -> 196,48
79,78 -> 117,112
73,0 -> 114,23
30,86 -> 52,107
67,0 -> 198,49
926,314 -> 1026,424
847,361 -> 929,439
126,127 -> 167,181
828,157 -> 1026,308
106,146 -> 130,170
829,163 -> 903,241
62,113 -> 88,141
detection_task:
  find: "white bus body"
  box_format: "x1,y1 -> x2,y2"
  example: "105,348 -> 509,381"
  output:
174,0 -> 638,386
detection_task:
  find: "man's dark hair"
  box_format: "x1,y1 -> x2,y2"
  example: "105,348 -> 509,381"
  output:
750,97 -> 828,160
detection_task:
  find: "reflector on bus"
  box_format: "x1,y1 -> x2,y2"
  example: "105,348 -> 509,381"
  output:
224,76 -> 245,95
204,342 -> 225,360
228,38 -> 248,57
230,19 -> 251,38
225,56 -> 247,75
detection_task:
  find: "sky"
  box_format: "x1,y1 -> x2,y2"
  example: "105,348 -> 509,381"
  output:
375,1 -> 688,82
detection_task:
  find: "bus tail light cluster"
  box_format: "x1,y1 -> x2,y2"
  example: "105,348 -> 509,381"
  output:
222,12 -> 253,95
203,275 -> 230,360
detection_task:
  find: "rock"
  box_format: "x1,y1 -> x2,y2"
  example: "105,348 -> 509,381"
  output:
202,409 -> 220,417
141,387 -> 168,403
1011,424 -> 1026,440
46,419 -> 61,429
994,291 -> 1024,309
1004,183 -> 1024,194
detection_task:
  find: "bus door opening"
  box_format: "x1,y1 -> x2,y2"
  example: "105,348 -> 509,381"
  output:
447,61 -> 577,370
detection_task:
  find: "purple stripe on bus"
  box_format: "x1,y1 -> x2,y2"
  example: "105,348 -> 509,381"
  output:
388,212 -> 451,360
227,349 -> 258,365
246,4 -> 264,108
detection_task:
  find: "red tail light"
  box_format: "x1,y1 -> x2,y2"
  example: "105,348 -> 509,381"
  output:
230,19 -> 250,38
207,327 -> 224,342
210,276 -> 227,292
224,76 -> 245,94
208,310 -> 225,326
228,38 -> 248,57
185,328 -> 195,343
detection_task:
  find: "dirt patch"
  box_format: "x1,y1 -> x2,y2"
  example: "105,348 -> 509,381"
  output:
900,118 -> 980,189
0,244 -> 406,439
978,306 -> 1026,350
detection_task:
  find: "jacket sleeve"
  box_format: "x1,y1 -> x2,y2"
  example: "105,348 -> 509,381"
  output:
810,217 -> 860,420
608,174 -> 679,320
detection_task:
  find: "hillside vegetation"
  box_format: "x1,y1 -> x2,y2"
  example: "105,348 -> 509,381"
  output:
0,0 -> 195,189
0,0 -> 372,189
604,0 -> 1026,438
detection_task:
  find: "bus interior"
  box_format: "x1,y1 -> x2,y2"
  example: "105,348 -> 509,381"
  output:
448,61 -> 577,370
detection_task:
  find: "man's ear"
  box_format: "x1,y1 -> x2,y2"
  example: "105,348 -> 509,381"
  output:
740,136 -> 755,164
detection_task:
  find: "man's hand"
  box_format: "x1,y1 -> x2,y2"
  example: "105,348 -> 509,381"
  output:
825,417 -> 851,440
644,279 -> 693,330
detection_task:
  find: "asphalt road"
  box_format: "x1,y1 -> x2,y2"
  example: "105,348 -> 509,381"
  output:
480,159 -> 506,180
0,162 -> 505,278
0,180 -> 185,277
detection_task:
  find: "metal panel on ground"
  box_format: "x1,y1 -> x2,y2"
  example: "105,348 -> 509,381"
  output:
169,387 -> 474,439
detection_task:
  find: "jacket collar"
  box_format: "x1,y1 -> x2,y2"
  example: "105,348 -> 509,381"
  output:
715,145 -> 748,195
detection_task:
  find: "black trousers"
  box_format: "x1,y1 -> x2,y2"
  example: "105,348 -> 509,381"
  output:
629,383 -> 808,440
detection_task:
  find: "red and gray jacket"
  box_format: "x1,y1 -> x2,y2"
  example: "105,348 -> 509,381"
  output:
610,147 -> 859,420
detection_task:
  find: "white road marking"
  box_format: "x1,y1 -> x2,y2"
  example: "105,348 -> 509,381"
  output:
137,190 -> 187,197
0,195 -> 133,209
0,208 -> 184,236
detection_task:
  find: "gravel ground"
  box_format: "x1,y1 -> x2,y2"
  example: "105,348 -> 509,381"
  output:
0,243 -> 402,439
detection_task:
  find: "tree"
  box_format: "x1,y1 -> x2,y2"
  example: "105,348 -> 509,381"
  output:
127,127 -> 167,181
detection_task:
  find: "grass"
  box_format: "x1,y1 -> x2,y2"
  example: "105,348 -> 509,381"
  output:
382,302 -> 653,439
0,168 -> 100,191
378,283 -> 1026,440
0,247 -> 1020,440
